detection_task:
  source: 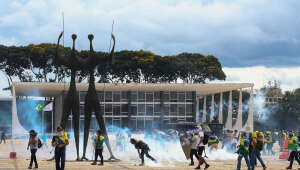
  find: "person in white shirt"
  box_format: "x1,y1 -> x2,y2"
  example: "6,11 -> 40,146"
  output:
27,130 -> 39,169
195,127 -> 210,170
189,132 -> 200,166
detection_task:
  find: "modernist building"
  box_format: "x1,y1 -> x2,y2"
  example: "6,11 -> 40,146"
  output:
11,82 -> 254,136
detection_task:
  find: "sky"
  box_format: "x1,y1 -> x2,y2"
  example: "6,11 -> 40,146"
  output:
0,0 -> 300,96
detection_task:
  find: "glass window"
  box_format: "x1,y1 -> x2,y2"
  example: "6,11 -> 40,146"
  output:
146,92 -> 153,102
113,104 -> 120,116
98,91 -> 104,102
163,92 -> 169,102
80,91 -> 87,102
170,104 -> 177,113
146,104 -> 153,116
137,118 -> 144,130
178,92 -> 185,102
186,91 -> 193,102
186,104 -> 193,113
131,104 -> 137,116
138,91 -> 145,102
105,91 -> 112,102
121,104 -> 128,113
170,91 -> 177,100
113,92 -> 121,102
105,104 -> 112,113
80,105 -> 84,115
138,104 -> 145,113
178,104 -> 185,114
121,91 -> 128,101
131,92 -> 137,102
154,104 -> 160,113
154,92 -> 160,101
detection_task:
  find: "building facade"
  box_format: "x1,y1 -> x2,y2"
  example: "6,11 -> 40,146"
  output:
11,82 -> 254,136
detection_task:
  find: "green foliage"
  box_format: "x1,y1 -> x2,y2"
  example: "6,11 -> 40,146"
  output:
0,43 -> 226,85
269,89 -> 300,130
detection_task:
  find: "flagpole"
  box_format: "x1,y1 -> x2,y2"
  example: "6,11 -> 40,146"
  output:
42,111 -> 44,135
62,12 -> 64,47
52,110 -> 54,136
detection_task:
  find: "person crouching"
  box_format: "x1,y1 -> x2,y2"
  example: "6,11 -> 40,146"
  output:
130,138 -> 157,166
91,130 -> 105,166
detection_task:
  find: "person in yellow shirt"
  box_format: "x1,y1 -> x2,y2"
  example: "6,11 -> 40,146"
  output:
52,126 -> 69,170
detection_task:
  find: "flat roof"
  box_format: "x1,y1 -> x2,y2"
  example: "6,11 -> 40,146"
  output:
12,82 -> 254,97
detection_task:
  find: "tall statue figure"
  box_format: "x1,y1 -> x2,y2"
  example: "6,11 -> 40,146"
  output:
55,32 -> 81,160
80,34 -> 117,160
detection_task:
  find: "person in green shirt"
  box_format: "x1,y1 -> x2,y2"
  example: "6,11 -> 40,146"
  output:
91,130 -> 105,166
236,132 -> 251,170
286,133 -> 300,169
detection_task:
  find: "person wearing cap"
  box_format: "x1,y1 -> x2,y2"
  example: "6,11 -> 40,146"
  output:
52,126 -> 69,170
27,130 -> 39,169
286,133 -> 300,169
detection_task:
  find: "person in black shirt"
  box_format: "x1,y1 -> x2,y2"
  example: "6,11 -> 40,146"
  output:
130,138 -> 157,166
0,131 -> 6,144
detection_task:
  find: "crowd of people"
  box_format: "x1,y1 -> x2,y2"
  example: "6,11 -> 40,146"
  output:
2,125 -> 297,170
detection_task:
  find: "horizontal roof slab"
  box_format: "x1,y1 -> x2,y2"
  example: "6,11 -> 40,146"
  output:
12,82 -> 254,97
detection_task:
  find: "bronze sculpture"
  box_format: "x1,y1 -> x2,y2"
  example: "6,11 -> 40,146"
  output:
80,33 -> 117,160
55,32 -> 81,160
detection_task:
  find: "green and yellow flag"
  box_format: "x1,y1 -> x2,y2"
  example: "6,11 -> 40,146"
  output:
35,104 -> 43,111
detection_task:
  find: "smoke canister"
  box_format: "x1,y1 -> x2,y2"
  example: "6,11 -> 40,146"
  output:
9,152 -> 16,159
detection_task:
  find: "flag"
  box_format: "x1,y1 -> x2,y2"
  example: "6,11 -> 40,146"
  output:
43,102 -> 53,111
35,104 -> 43,111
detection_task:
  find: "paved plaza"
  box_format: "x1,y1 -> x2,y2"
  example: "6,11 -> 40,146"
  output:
0,140 -> 295,170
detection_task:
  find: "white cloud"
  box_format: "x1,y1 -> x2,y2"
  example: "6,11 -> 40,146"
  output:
218,66 -> 300,92
0,0 -> 299,67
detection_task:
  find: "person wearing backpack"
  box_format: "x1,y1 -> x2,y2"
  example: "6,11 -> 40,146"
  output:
91,130 -> 105,166
250,132 -> 266,170
27,130 -> 39,169
236,132 -> 251,170
195,127 -> 210,170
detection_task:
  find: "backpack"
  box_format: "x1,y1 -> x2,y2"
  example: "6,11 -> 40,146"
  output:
203,133 -> 209,145
38,138 -> 43,148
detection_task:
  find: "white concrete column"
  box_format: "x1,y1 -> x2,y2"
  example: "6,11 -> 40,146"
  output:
234,89 -> 243,130
210,94 -> 215,122
225,91 -> 232,129
12,85 -> 28,138
196,97 -> 200,124
218,92 -> 223,124
244,87 -> 254,132
202,96 -> 207,123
